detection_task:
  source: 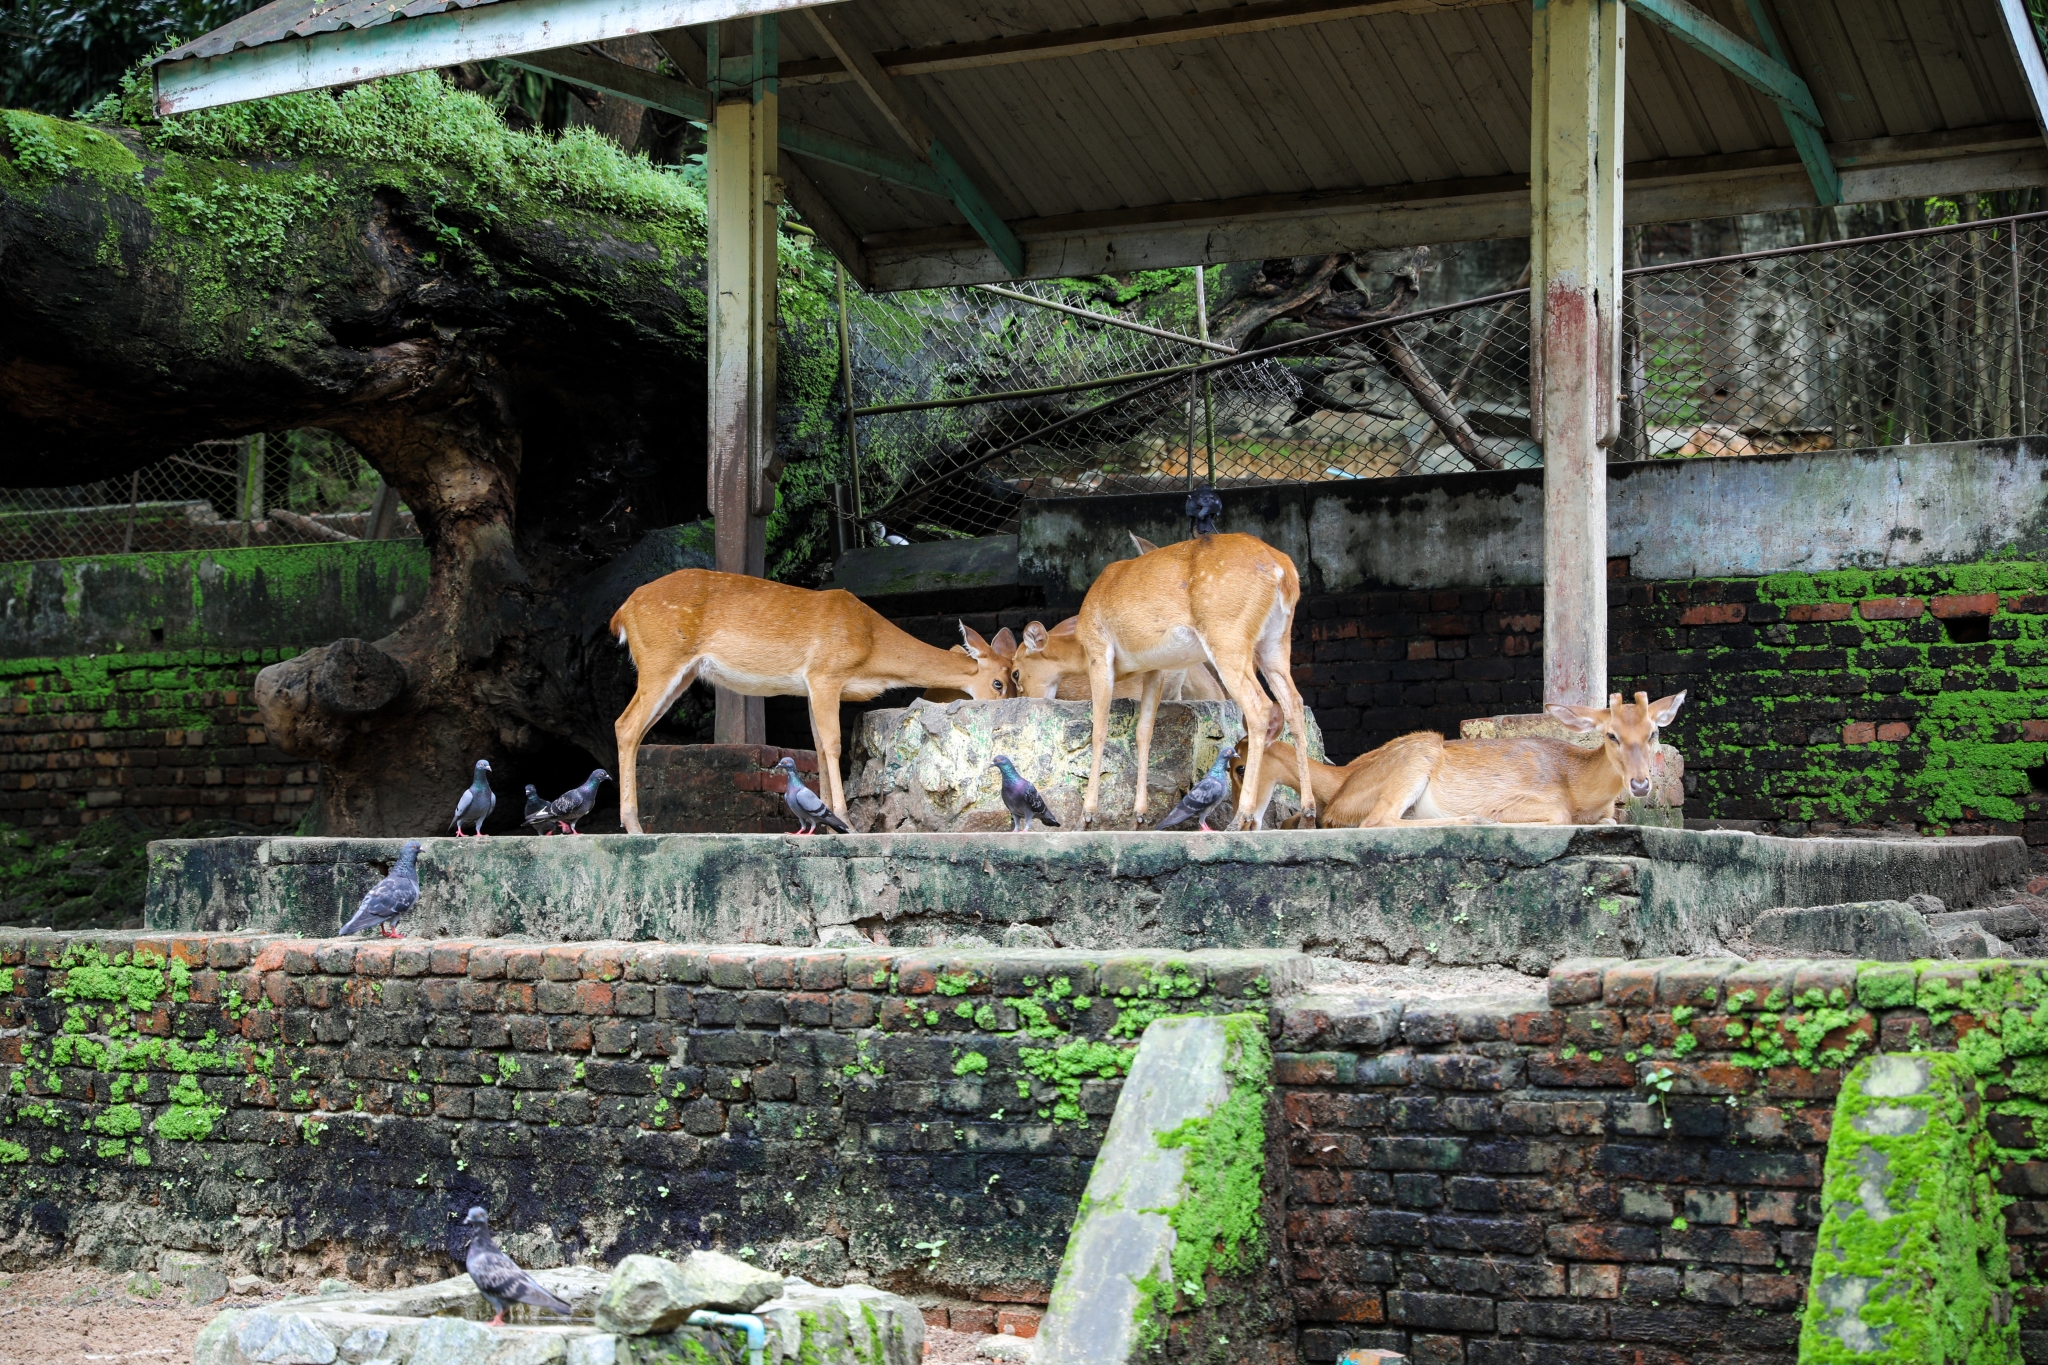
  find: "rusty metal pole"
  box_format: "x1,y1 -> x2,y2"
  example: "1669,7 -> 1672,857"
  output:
705,16 -> 781,744
1530,0 -> 1623,708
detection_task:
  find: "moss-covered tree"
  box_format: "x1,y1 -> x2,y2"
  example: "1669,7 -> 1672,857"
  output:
0,72 -> 842,835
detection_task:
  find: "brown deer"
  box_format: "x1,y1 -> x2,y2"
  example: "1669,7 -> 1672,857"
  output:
609,569 -> 1013,831
1075,532 -> 1315,828
1299,692 -> 1686,827
923,628 -> 1017,702
1013,616 -> 1226,703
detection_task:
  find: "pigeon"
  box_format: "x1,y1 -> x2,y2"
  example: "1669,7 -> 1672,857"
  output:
459,1208 -> 572,1327
450,759 -> 495,837
1186,485 -> 1223,537
540,769 -> 611,834
1156,747 -> 1237,832
339,840 -> 422,937
521,784 -> 553,835
774,756 -> 850,834
992,754 -> 1060,832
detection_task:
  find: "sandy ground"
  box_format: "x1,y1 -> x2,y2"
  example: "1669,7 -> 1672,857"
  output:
1303,956 -> 1546,1000
0,1268 -> 1010,1364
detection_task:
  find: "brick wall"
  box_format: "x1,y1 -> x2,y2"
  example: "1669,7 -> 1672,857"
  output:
1272,955 -> 2048,1365
893,554 -> 2048,837
0,648 -> 315,839
0,929 -> 1291,1326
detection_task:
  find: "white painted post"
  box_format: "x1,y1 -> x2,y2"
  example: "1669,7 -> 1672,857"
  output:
1530,0 -> 1623,708
706,16 -> 782,744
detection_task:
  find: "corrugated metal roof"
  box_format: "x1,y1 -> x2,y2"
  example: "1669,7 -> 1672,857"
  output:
150,0 -> 2048,287
162,0 -> 513,62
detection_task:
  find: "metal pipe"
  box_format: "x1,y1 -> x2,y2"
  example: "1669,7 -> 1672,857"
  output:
854,361 -> 1208,415
120,471 -> 139,555
836,260 -> 863,543
686,1310 -> 767,1365
2016,221 -> 2029,436
1622,208 -> 2048,280
974,283 -> 1236,354
1195,265 -> 1214,486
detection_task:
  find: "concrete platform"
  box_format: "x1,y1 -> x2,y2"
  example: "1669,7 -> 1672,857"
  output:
143,826 -> 2027,971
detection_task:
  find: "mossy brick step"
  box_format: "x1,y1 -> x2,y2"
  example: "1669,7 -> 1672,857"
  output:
143,826 -> 2023,970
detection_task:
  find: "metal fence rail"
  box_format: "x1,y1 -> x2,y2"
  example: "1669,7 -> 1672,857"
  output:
0,429 -> 416,561
848,213 -> 2048,542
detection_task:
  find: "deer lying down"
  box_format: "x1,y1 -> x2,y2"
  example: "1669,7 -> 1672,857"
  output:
609,570 -> 1012,830
1306,692 -> 1687,827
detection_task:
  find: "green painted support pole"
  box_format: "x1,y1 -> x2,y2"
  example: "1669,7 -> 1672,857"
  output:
1626,0 -> 1841,206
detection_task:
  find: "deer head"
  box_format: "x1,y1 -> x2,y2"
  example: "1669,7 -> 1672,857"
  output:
1545,690 -> 1687,800
1012,617 -> 1080,699
951,624 -> 1017,698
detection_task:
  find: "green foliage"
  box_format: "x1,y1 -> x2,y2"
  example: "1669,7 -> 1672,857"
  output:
151,1072 -> 221,1140
0,814 -> 253,931
952,1051 -> 989,1077
0,1139 -> 27,1165
1018,1040 -> 1134,1123
0,0 -> 258,118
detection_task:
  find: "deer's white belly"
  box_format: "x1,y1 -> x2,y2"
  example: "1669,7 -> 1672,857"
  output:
1117,625 -> 1208,675
698,658 -> 807,696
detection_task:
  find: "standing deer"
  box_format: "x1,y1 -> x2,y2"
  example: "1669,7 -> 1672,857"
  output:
1280,692 -> 1685,827
1013,616 -> 1226,703
1075,532 -> 1315,828
609,570 -> 1013,832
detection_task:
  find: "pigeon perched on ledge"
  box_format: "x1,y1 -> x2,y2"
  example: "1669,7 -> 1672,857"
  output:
992,755 -> 1059,832
459,1207 -> 572,1326
1156,747 -> 1237,832
540,770 -> 611,834
774,756 -> 850,834
339,841 -> 421,937
451,759 -> 495,837
521,784 -> 551,835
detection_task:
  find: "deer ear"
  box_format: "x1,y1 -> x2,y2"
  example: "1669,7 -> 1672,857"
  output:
958,623 -> 990,659
990,627 -> 1016,659
1545,703 -> 1601,732
1021,622 -> 1049,652
1130,532 -> 1161,555
1649,691 -> 1688,728
1052,616 -> 1080,636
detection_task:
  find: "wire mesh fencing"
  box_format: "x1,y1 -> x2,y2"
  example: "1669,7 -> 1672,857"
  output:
846,212 -> 2048,542
0,429 -> 416,562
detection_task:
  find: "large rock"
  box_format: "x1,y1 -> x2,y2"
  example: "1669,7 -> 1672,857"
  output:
757,1279 -> 924,1365
593,1252 -> 783,1335
845,698 -> 1324,833
1747,901 -> 1936,960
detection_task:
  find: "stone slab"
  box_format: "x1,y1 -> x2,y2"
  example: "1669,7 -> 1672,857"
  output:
1747,901 -> 1938,961
144,825 -> 2025,971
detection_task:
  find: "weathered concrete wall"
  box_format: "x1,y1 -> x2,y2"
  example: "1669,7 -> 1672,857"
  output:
142,828 -> 2026,970
0,541 -> 429,659
1017,439 -> 2048,608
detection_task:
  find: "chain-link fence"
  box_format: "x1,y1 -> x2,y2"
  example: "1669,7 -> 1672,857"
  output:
847,212 -> 2048,542
0,428 -> 416,562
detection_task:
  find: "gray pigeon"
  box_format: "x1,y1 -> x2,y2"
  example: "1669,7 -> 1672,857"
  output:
992,755 -> 1059,832
541,769 -> 611,834
521,784 -> 552,835
451,759 -> 495,837
339,841 -> 422,937
1187,485 -> 1222,537
1156,747 -> 1237,832
774,756 -> 850,834
459,1208 -> 571,1326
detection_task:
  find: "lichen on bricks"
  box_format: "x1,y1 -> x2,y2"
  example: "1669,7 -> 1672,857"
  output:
1800,1050 -> 2016,1363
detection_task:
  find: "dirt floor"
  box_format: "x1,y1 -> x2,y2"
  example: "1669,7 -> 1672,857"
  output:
0,1267 -> 1013,1363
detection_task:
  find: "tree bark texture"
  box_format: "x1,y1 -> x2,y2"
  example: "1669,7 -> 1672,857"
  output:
0,107 -> 728,835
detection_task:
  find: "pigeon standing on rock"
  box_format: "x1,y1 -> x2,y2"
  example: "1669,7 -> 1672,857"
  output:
521,784 -> 552,835
1156,747 -> 1237,832
774,756 -> 850,834
339,840 -> 422,937
450,759 -> 495,837
541,770 -> 611,834
459,1208 -> 572,1326
992,755 -> 1060,832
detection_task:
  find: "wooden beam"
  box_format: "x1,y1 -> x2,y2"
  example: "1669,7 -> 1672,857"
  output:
780,153 -> 872,285
775,0 -> 1519,86
509,47 -> 952,197
152,0 -> 820,114
1993,0 -> 2048,148
798,8 -> 1024,276
851,124 -> 2044,290
1738,0 -> 1840,206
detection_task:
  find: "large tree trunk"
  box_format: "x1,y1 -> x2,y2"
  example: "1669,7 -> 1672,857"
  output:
0,99 -> 719,834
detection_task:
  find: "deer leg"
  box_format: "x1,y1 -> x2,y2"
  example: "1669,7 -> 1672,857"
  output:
1256,634 -> 1317,827
1132,670 -> 1166,821
1210,650 -> 1272,831
612,657 -> 700,835
808,679 -> 849,816
1080,638 -> 1118,827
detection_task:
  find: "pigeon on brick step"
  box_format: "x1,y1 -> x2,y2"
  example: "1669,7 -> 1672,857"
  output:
540,770 -> 611,834
450,759 -> 495,837
339,841 -> 422,937
521,784 -> 552,835
1156,746 -> 1237,832
459,1208 -> 571,1326
991,754 -> 1060,832
773,756 -> 850,834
